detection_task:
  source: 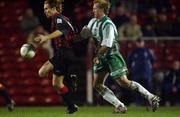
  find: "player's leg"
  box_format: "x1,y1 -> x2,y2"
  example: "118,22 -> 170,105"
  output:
0,83 -> 15,111
64,74 -> 78,93
49,50 -> 78,114
38,60 -> 53,78
116,75 -> 160,112
107,52 -> 159,112
93,71 -> 126,113
52,74 -> 78,114
133,78 -> 151,106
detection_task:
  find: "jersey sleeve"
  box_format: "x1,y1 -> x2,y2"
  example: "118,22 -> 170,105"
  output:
56,17 -> 69,36
87,18 -> 96,29
101,24 -> 114,48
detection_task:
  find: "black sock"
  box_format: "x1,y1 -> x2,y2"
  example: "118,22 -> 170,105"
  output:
0,88 -> 12,104
61,92 -> 75,110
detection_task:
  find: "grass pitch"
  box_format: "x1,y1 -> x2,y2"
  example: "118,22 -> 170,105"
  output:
0,106 -> 179,117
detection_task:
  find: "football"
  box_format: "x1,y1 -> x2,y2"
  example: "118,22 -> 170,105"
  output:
20,43 -> 36,59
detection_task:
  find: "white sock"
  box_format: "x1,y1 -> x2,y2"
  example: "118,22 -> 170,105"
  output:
102,86 -> 125,108
130,81 -> 154,101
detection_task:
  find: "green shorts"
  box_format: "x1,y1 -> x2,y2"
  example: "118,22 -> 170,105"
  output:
93,52 -> 128,79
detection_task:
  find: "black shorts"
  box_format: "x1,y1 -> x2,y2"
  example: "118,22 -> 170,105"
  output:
49,48 -> 75,76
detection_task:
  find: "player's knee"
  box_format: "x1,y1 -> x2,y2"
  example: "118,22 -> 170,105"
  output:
38,70 -> 45,78
52,83 -> 60,90
116,77 -> 131,88
38,69 -> 48,78
94,84 -> 102,91
94,84 -> 106,95
93,81 -> 102,88
53,84 -> 66,91
52,81 -> 64,90
93,83 -> 99,89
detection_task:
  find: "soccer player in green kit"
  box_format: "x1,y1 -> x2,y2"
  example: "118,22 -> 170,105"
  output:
84,0 -> 160,113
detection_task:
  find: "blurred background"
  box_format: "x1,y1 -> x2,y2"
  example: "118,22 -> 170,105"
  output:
0,0 -> 179,107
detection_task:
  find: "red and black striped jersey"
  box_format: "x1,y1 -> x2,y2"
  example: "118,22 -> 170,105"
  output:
51,14 -> 75,49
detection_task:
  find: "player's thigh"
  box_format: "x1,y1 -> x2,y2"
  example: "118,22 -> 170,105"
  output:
107,53 -> 128,79
93,58 -> 109,86
52,74 -> 65,89
39,60 -> 53,77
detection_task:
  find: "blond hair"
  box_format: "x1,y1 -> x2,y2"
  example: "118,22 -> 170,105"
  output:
93,0 -> 111,14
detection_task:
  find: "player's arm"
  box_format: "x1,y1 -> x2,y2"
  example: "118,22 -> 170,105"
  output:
34,30 -> 62,44
45,30 -> 62,40
93,46 -> 109,64
73,26 -> 92,43
93,24 -> 114,64
74,19 -> 95,42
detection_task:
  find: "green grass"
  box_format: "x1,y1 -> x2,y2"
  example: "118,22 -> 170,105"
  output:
0,106 -> 179,117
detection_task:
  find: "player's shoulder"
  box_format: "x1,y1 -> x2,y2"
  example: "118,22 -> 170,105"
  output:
61,15 -> 71,22
87,18 -> 97,28
89,18 -> 97,22
103,18 -> 114,25
88,18 -> 97,24
56,15 -> 71,23
55,15 -> 64,24
102,20 -> 113,28
102,17 -> 117,30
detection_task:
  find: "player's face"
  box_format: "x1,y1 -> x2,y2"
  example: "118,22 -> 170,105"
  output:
93,3 -> 103,19
44,3 -> 53,18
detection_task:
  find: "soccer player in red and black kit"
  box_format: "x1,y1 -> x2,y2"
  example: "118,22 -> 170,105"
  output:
0,83 -> 15,111
34,0 -> 78,114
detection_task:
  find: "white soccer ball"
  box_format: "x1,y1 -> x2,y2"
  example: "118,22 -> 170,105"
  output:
20,43 -> 36,59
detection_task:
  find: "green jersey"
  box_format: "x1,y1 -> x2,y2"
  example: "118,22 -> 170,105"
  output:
87,15 -> 119,56
87,15 -> 128,79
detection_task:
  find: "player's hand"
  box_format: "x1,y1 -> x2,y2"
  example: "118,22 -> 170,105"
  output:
34,34 -> 48,44
93,57 -> 100,64
80,26 -> 92,39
